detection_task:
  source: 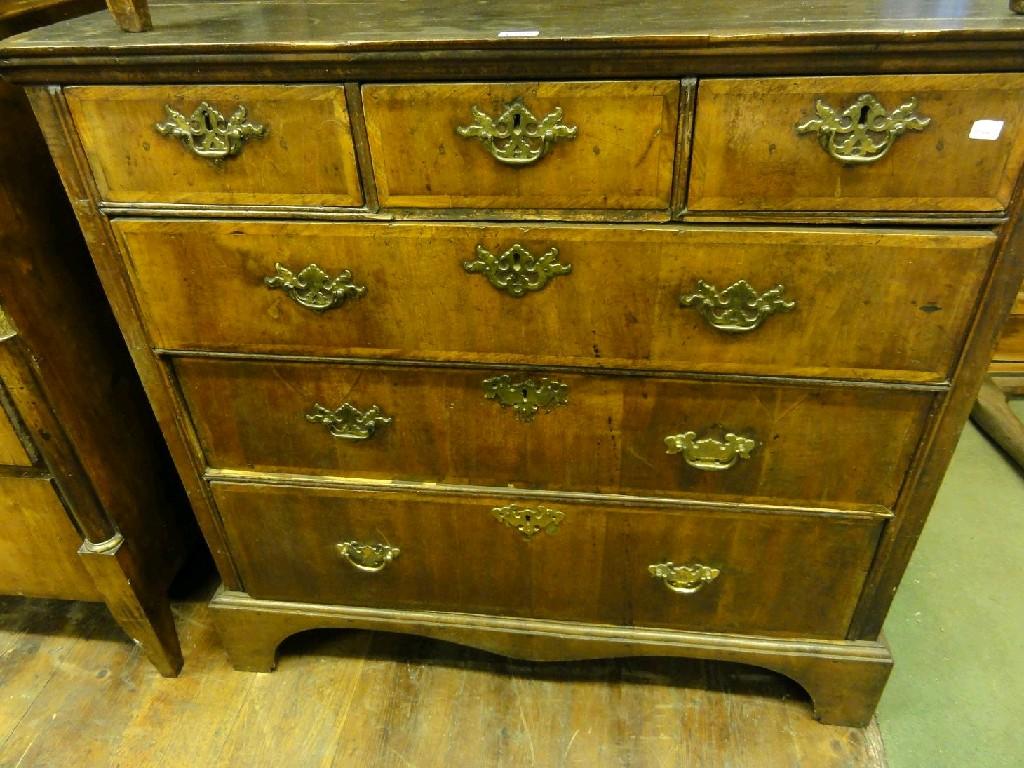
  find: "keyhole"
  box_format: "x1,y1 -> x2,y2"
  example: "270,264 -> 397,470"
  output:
203,111 -> 214,131
522,388 -> 530,399
857,104 -> 870,126
512,112 -> 522,131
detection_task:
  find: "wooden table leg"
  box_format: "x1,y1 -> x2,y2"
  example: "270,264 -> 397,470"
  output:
105,0 -> 151,32
971,375 -> 1024,469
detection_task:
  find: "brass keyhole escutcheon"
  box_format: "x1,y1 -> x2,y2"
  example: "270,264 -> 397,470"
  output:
796,93 -> 931,164
456,97 -> 577,165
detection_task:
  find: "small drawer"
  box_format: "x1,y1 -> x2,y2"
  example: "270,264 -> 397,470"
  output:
65,85 -> 363,207
0,401 -> 32,467
212,481 -> 883,639
362,81 -> 681,210
179,358 -> 932,512
115,219 -> 994,384
0,476 -> 100,601
689,74 -> 1024,213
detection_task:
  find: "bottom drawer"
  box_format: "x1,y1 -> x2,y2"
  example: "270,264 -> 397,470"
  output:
0,476 -> 100,601
213,481 -> 883,639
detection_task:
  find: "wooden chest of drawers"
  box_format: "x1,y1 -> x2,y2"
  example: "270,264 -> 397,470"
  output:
0,0 -> 190,676
5,0 -> 1024,726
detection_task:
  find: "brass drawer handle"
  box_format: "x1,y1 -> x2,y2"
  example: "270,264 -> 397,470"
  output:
307,402 -> 392,440
155,101 -> 266,161
680,279 -> 795,333
665,429 -> 758,471
456,97 -> 577,165
483,375 -> 568,422
796,93 -> 930,164
265,263 -> 366,313
463,243 -> 571,297
649,562 -> 721,595
337,541 -> 400,572
491,503 -> 564,539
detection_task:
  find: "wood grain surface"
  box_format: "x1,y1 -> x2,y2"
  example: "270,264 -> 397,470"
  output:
3,0 -> 1023,53
0,476 -> 101,601
66,84 -> 363,206
689,74 -> 1024,213
175,357 -> 931,511
116,219 -> 993,383
363,81 -> 681,210
0,397 -> 32,467
212,480 -> 882,639
0,589 -> 889,767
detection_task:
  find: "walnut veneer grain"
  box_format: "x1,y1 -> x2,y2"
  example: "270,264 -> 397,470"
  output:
176,357 -> 930,512
362,81 -> 681,210
116,220 -> 994,383
6,0 -> 1024,727
212,480 -> 883,639
689,74 -> 1024,213
66,85 -> 362,207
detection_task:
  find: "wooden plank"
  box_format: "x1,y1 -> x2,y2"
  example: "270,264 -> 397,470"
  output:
0,592 -> 888,766
0,597 -> 117,749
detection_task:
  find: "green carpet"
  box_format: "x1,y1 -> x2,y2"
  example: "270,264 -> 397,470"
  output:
879,400 -> 1024,766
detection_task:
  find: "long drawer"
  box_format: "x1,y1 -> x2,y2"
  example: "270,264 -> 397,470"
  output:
116,220 -> 993,383
212,481 -> 883,639
178,358 -> 932,511
66,84 -> 363,207
361,81 -> 681,210
689,73 -> 1024,213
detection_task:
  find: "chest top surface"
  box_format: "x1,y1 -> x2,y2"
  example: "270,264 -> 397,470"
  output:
2,0 -> 1024,81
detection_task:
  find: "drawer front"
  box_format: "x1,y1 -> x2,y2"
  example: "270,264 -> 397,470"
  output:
994,284 -> 1024,362
689,74 -> 1024,213
0,476 -> 100,601
362,81 -> 681,210
179,358 -> 931,511
116,220 -> 993,384
66,85 -> 363,207
0,402 -> 31,467
212,481 -> 883,639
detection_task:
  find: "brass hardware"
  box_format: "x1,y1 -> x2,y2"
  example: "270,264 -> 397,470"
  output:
665,429 -> 758,471
796,93 -> 930,164
491,504 -> 564,539
680,279 -> 795,333
306,402 -> 392,440
482,375 -> 568,422
155,102 -> 266,161
456,97 -> 577,165
79,532 -> 125,556
265,263 -> 366,312
0,305 -> 16,342
648,562 -> 721,595
337,541 -> 400,572
463,243 -> 571,297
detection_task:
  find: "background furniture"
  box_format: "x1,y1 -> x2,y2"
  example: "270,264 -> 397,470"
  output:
4,0 -> 1024,724
0,0 -> 190,675
972,281 -> 1024,468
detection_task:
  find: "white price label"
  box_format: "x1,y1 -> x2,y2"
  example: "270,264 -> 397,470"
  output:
969,120 -> 1004,141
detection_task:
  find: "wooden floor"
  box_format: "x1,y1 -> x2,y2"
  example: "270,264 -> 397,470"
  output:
0,581 -> 887,767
